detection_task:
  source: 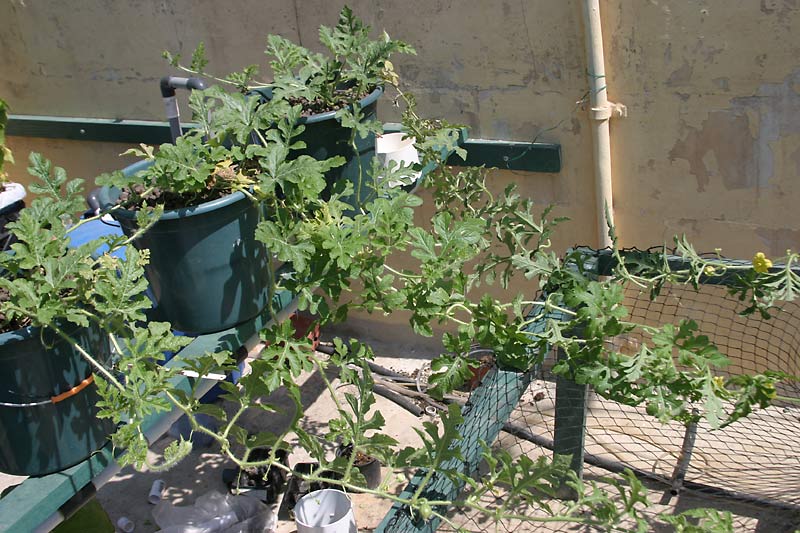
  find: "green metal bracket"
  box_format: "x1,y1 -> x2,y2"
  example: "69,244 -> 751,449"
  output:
7,115 -> 176,145
451,138 -> 561,172
0,447 -> 114,533
8,115 -> 561,173
383,122 -> 560,173
553,358 -> 588,499
377,367 -> 534,533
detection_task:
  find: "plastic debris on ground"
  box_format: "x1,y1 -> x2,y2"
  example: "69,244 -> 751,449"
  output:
152,490 -> 275,533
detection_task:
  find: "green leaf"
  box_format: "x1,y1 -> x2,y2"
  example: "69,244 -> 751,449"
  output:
427,354 -> 472,399
190,42 -> 209,72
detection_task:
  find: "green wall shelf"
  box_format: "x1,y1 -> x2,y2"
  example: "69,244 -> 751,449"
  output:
8,115 -> 561,174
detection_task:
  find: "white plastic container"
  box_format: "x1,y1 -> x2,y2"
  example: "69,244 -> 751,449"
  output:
116,516 -> 135,532
148,479 -> 166,504
375,132 -> 420,188
0,182 -> 26,210
294,489 -> 357,533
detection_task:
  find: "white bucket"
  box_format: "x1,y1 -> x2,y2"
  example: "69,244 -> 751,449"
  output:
375,132 -> 420,188
294,489 -> 357,533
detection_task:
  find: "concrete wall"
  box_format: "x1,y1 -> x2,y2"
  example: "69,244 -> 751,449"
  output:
3,1 -> 800,265
605,2 -> 800,259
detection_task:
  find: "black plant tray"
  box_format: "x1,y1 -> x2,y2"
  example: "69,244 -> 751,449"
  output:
222,447 -> 289,504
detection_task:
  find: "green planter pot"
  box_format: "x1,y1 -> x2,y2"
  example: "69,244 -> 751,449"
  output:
100,169 -> 272,334
0,321 -> 113,476
250,86 -> 383,207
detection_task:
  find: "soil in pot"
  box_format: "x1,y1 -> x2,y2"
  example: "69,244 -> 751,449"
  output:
223,447 -> 288,503
335,444 -> 382,490
263,313 -> 321,351
115,182 -> 225,212
0,286 -> 29,333
463,350 -> 496,392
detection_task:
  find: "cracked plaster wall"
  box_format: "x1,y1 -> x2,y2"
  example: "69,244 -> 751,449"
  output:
3,1 -> 800,261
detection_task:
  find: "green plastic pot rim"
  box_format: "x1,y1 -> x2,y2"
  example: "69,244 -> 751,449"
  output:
0,323 -> 42,345
104,184 -> 250,222
300,85 -> 383,125
0,320 -> 82,346
249,85 -> 383,125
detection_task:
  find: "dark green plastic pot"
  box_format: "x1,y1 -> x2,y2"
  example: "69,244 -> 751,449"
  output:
0,321 -> 113,476
100,168 -> 271,335
250,86 -> 383,207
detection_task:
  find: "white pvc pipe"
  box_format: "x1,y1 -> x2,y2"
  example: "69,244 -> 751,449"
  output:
582,0 -> 615,249
294,489 -> 357,533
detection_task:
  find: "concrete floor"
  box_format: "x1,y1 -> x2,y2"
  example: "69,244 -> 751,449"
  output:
95,328 -> 438,533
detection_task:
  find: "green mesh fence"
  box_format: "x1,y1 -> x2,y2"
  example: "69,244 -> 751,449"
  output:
379,253 -> 800,532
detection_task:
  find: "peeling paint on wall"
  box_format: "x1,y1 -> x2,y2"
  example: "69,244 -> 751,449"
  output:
666,60 -> 693,87
669,111 -> 757,192
669,67 -> 800,192
761,0 -> 799,17
712,77 -> 730,91
792,146 -> 800,176
754,227 -> 800,256
731,67 -> 800,185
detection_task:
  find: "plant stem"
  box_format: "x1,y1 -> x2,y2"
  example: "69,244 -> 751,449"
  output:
309,351 -> 344,413
222,403 -> 248,440
52,324 -> 125,391
384,263 -> 422,279
445,302 -> 473,316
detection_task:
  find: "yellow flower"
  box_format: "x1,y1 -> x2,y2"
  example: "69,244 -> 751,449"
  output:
752,252 -> 772,274
764,382 -> 777,399
704,265 -> 716,275
712,376 -> 725,389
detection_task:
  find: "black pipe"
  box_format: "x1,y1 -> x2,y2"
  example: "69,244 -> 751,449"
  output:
159,76 -> 207,143
374,383 -> 423,416
316,344 -> 335,355
159,76 -> 207,98
317,343 -> 417,381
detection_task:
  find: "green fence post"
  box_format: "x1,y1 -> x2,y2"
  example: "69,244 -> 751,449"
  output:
553,346 -> 588,499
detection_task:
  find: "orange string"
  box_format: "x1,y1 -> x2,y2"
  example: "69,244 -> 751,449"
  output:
50,375 -> 94,404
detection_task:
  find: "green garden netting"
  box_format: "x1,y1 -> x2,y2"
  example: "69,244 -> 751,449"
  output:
381,261 -> 800,532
